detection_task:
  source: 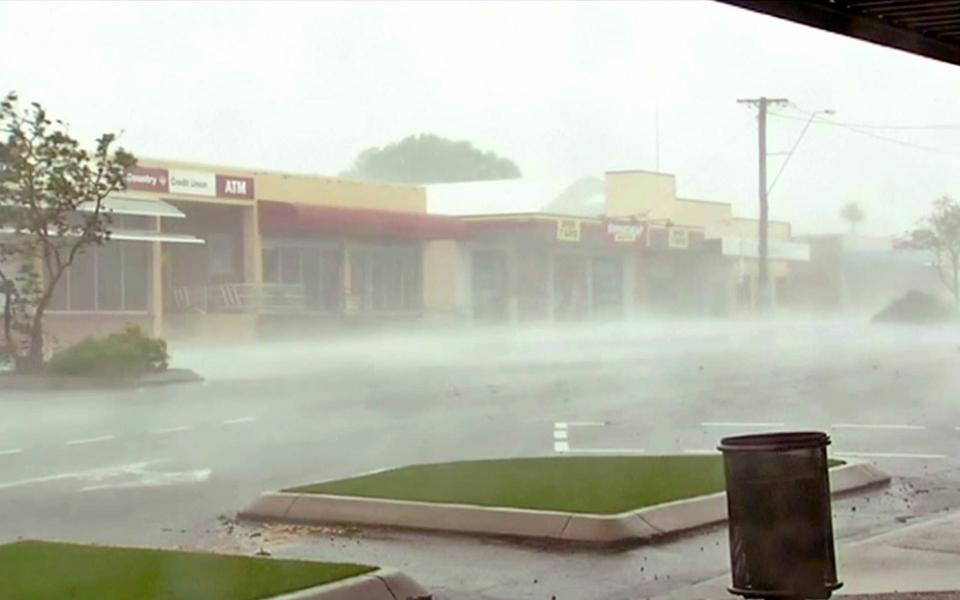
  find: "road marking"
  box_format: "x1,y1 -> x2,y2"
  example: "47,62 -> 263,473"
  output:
0,460 -> 162,491
564,421 -> 607,427
554,441 -> 569,453
150,425 -> 192,435
66,435 -> 115,446
555,422 -> 568,430
834,451 -> 946,459
683,449 -> 720,455
832,424 -> 926,430
81,467 -> 212,492
222,416 -> 257,426
0,448 -> 23,456
554,430 -> 568,440
565,448 -> 646,454
702,422 -> 785,428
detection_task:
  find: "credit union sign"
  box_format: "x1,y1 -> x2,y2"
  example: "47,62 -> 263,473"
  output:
124,165 -> 254,199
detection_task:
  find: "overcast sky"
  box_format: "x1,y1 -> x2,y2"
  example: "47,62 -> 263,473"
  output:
3,1 -> 960,235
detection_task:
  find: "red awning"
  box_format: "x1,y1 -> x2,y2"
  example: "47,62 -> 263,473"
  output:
259,202 -> 464,239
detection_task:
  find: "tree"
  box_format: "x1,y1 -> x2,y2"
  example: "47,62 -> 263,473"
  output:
909,196 -> 960,312
341,133 -> 521,184
0,92 -> 135,370
840,202 -> 865,233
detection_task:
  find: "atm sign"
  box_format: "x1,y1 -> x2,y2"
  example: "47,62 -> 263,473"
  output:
216,175 -> 255,199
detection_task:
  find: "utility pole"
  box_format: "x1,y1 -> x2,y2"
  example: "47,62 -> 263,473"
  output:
737,96 -> 787,311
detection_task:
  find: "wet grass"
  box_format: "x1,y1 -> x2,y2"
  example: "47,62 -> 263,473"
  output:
288,456 -> 847,515
0,541 -> 374,600
287,456 -> 730,514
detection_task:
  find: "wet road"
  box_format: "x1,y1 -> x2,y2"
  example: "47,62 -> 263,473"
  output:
1,318 -> 960,598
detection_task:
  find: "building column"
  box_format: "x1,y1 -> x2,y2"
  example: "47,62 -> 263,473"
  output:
545,250 -> 556,321
151,216 -> 163,338
506,244 -> 519,323
622,253 -> 636,318
243,205 -> 262,285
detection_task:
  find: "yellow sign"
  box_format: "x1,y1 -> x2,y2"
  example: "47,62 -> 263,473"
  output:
668,228 -> 689,249
556,219 -> 581,242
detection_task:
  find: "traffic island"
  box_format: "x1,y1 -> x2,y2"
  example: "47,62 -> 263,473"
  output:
0,541 -> 428,600
240,456 -> 890,545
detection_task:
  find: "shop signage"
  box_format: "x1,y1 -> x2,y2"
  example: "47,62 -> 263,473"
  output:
669,228 -> 690,249
607,222 -> 645,243
125,166 -> 169,193
557,219 -> 581,242
125,165 -> 255,199
169,169 -> 216,197
217,174 -> 255,199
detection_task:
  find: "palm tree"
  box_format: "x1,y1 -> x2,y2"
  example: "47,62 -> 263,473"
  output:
840,202 -> 865,234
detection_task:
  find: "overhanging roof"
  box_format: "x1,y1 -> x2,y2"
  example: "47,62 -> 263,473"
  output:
79,196 -> 186,219
718,0 -> 960,67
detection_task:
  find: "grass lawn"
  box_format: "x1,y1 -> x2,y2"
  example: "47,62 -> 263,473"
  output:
286,456 -> 846,515
0,541 -> 375,600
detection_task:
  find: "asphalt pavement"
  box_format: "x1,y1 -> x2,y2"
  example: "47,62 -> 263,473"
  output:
1,317 -> 960,599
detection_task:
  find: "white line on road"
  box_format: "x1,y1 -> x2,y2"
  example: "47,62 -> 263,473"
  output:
0,460 -> 162,491
554,430 -> 568,440
222,416 -> 257,426
150,425 -> 192,435
832,424 -> 926,430
683,449 -> 720,454
701,422 -> 785,428
565,448 -> 647,454
554,441 -> 569,453
66,435 -> 115,446
0,448 -> 23,456
555,422 -> 568,430
834,451 -> 946,459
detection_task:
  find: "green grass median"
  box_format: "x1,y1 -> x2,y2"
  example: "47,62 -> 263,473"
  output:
0,541 -> 375,600
286,455 -> 730,514
286,456 -> 846,515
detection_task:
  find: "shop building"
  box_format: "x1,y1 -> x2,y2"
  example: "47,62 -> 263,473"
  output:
31,160 -> 813,346
424,169 -> 811,323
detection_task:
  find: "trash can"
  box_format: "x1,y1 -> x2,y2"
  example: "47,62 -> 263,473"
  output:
719,431 -> 841,600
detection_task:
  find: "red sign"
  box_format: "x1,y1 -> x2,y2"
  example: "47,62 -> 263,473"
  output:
216,174 -> 255,199
125,166 -> 169,192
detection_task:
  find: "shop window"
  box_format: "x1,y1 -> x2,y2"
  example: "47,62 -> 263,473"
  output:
50,242 -> 151,312
207,235 -> 236,281
262,247 -> 279,284
350,246 -> 420,313
262,243 -> 342,312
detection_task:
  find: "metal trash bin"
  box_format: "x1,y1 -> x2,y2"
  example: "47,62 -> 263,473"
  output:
719,431 -> 841,600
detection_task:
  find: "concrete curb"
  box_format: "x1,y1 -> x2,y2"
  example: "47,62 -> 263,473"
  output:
0,368 -> 204,390
268,568 -> 429,600
239,459 -> 889,545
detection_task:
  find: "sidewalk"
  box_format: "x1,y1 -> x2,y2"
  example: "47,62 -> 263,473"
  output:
665,510 -> 960,599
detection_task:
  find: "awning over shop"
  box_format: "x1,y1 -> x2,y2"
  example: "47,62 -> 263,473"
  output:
109,229 -> 204,244
717,236 -> 810,261
0,226 -> 203,245
79,196 -> 186,219
259,201 -> 464,239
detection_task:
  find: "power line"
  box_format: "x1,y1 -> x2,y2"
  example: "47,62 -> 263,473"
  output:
768,111 -> 960,158
767,111 -> 818,195
788,104 -> 960,130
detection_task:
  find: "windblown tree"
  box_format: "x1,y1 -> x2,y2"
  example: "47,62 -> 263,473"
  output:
0,92 -> 135,370
840,202 -> 865,233
909,196 -> 960,312
341,133 -> 521,184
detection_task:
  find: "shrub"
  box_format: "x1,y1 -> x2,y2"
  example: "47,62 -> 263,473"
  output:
872,290 -> 954,324
47,325 -> 169,379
